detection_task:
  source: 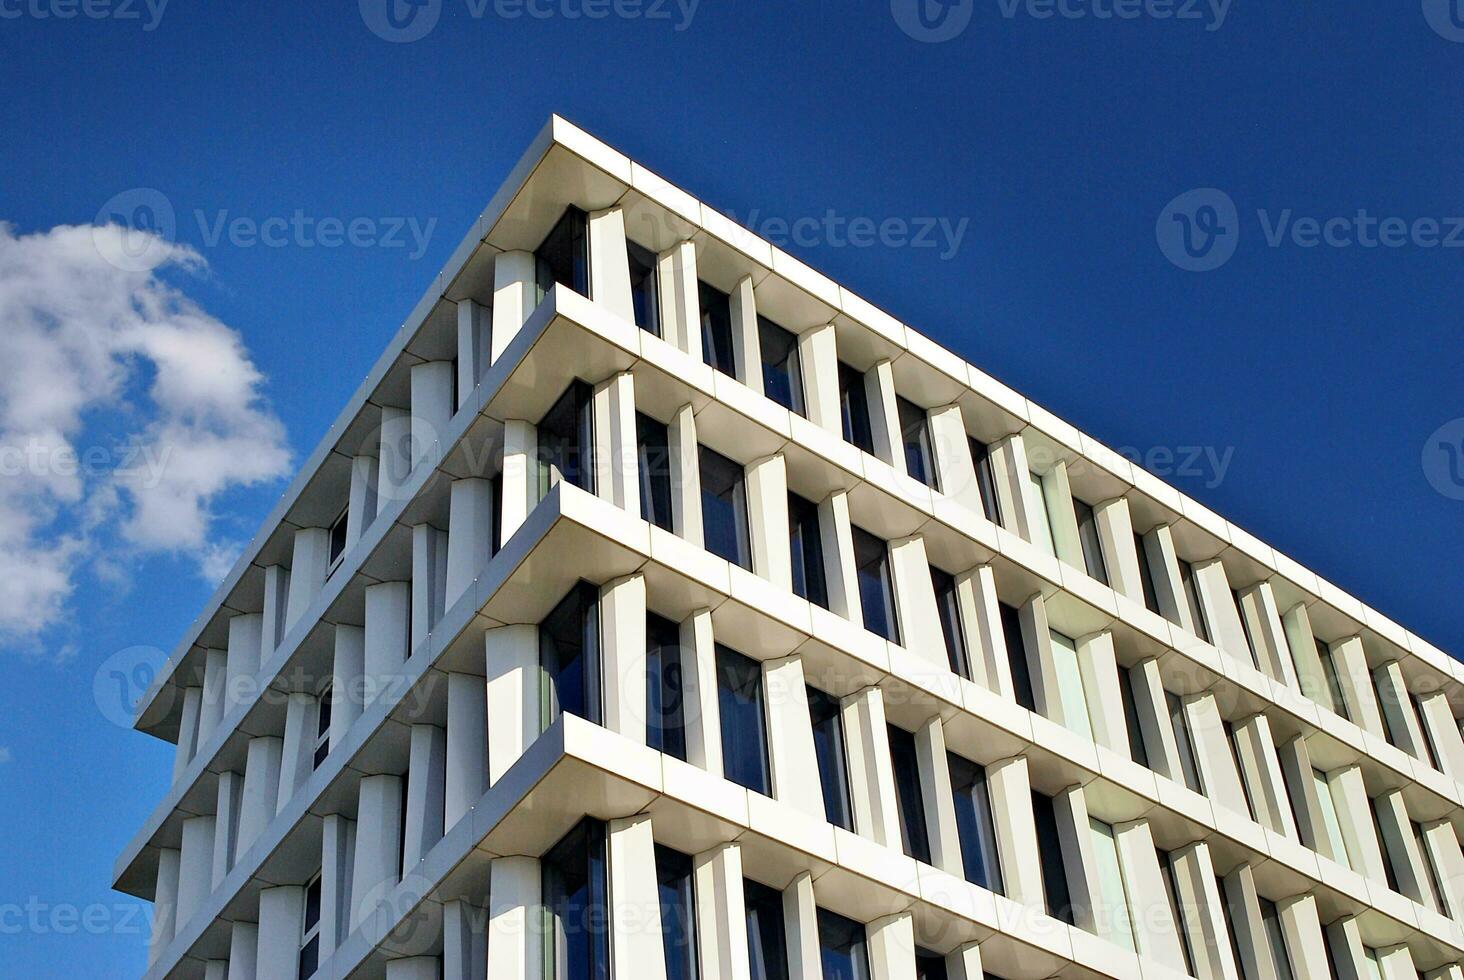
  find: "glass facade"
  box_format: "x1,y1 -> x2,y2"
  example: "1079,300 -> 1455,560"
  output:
852,526 -> 899,643
656,845 -> 699,980
744,879 -> 790,980
699,282 -> 736,377
817,908 -> 871,980
1088,817 -> 1136,951
536,207 -> 589,301
1049,630 -> 1093,740
540,381 -> 595,495
540,582 -> 602,727
788,492 -> 829,609
759,317 -> 804,415
717,645 -> 770,795
543,818 -> 610,980
1073,498 -> 1108,585
700,445 -> 751,570
1000,601 -> 1036,711
838,362 -> 875,455
969,437 -> 1003,526
808,686 -> 853,830
1031,790 -> 1074,924
637,412 -> 674,531
627,240 -> 661,336
647,612 -> 688,761
931,567 -> 970,679
897,397 -> 937,489
887,724 -> 931,864
948,753 -> 1003,893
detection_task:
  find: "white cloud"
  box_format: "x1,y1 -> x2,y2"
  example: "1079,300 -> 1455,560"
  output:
0,222 -> 291,648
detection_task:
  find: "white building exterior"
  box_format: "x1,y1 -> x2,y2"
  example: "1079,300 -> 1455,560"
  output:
117,116 -> 1464,980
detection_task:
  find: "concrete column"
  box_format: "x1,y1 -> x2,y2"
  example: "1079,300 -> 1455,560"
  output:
746,454 -> 792,588
225,921 -> 258,980
986,432 -> 1036,543
1276,894 -> 1329,980
286,526 -> 332,634
1193,559 -> 1249,663
1425,967 -> 1464,980
1276,735 -> 1333,859
225,613 -> 263,712
1377,945 -> 1420,980
347,453 -> 380,551
486,856 -> 542,980
841,687 -> 902,847
1423,819 -> 1464,918
1418,692 -> 1464,779
782,871 -> 822,980
321,813 -> 356,958
255,884 -> 304,980
1184,693 -> 1249,818
491,250 -> 537,362
819,490 -> 860,625
955,565 -> 1013,696
277,692 -> 319,814
1114,820 -> 1186,972
443,898 -> 488,980
1077,631 -> 1126,753
1330,765 -> 1388,883
175,815 -> 215,930
1330,637 -> 1387,736
599,573 -> 647,742
147,848 -> 180,966
351,774 -> 405,931
1221,864 -> 1281,980
1128,658 -> 1183,783
865,360 -> 902,470
1231,714 -> 1299,838
656,240 -> 701,359
456,298 -> 491,410
261,563 -> 290,658
729,276 -> 760,391
1040,461 -> 1084,571
1169,842 -> 1241,980
412,523 -> 449,652
1017,595 -> 1063,724
1324,916 -> 1370,980
867,912 -> 917,980
235,736 -> 283,862
1280,603 -> 1328,707
387,957 -> 441,980
485,624 -> 539,784
588,207 -> 634,323
500,419 -> 537,543
1237,583 -> 1299,689
1050,786 -> 1099,934
203,960 -> 227,980
887,535 -> 942,665
984,756 -> 1045,910
1142,526 -> 1192,631
364,581 -> 411,705
378,405 -> 415,506
694,844 -> 752,980
945,943 -> 984,980
682,609 -> 723,777
915,717 -> 964,878
796,322 -> 841,435
592,371 -> 640,515
413,362 -> 463,456
1094,497 -> 1143,602
331,624 -> 366,749
1374,789 -> 1434,907
1373,661 -> 1427,759
669,403 -> 702,545
927,404 -> 980,515
197,647 -> 228,746
608,815 -> 668,980
762,655 -> 825,819
403,724 -> 447,871
444,478 -> 495,610
445,672 -> 488,832
173,686 -> 202,782
212,771 -> 243,889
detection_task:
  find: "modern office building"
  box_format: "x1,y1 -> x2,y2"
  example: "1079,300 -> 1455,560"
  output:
117,116 -> 1464,980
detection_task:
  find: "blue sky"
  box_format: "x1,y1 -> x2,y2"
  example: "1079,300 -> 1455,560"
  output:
1,2 -> 1462,975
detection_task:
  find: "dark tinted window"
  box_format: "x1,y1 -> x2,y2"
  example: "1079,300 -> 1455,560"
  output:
540,381 -> 594,494
628,240 -> 661,336
1317,641 -> 1350,721
717,645 -> 770,795
656,845 -> 698,980
647,613 -> 688,761
541,582 -> 601,726
915,948 -> 948,980
948,753 -> 1003,893
888,724 -> 931,864
931,567 -> 969,679
808,687 -> 853,830
328,506 -> 348,569
969,438 -> 1003,526
1031,791 -> 1074,924
1117,666 -> 1150,769
543,818 -> 610,980
1000,602 -> 1035,711
637,413 -> 673,532
299,875 -> 322,978
1259,897 -> 1295,980
838,363 -> 875,454
1178,559 -> 1210,642
1167,691 -> 1204,794
853,526 -> 899,643
700,446 -> 751,569
789,493 -> 829,609
744,879 -> 789,980
1073,499 -> 1108,585
536,207 -> 589,301
1135,532 -> 1161,614
898,397 -> 937,489
759,317 -> 803,415
817,908 -> 871,980
699,282 -> 736,377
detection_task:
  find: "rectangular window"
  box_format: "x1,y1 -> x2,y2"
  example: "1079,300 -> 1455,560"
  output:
1049,630 -> 1094,740
540,381 -> 594,495
788,493 -> 829,609
759,317 -> 804,415
969,438 -> 1003,526
1178,559 -> 1211,643
948,753 -> 1003,893
647,613 -> 688,761
540,582 -> 602,727
1316,640 -> 1350,722
931,567 -> 970,679
717,646 -> 771,796
1000,602 -> 1036,711
1135,532 -> 1161,615
745,879 -> 789,980
312,688 -> 332,771
543,818 -> 610,980
1031,790 -> 1074,924
817,908 -> 871,980
1258,897 -> 1295,980
700,446 -> 752,570
1167,691 -> 1205,794
915,949 -> 948,980
699,282 -> 736,377
838,363 -> 875,455
1225,721 -> 1258,821
1072,499 -> 1108,585
807,687 -> 853,830
852,526 -> 899,643
1312,769 -> 1351,868
897,397 -> 938,490
637,413 -> 674,532
1371,798 -> 1402,894
887,724 -> 932,864
298,873 -> 322,978
1088,818 -> 1136,951
1410,693 -> 1442,771
1234,589 -> 1260,668
627,240 -> 661,337
1027,471 -> 1057,555
656,845 -> 698,980
1117,666 -> 1151,769
327,506 -> 349,575
536,207 -> 589,302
